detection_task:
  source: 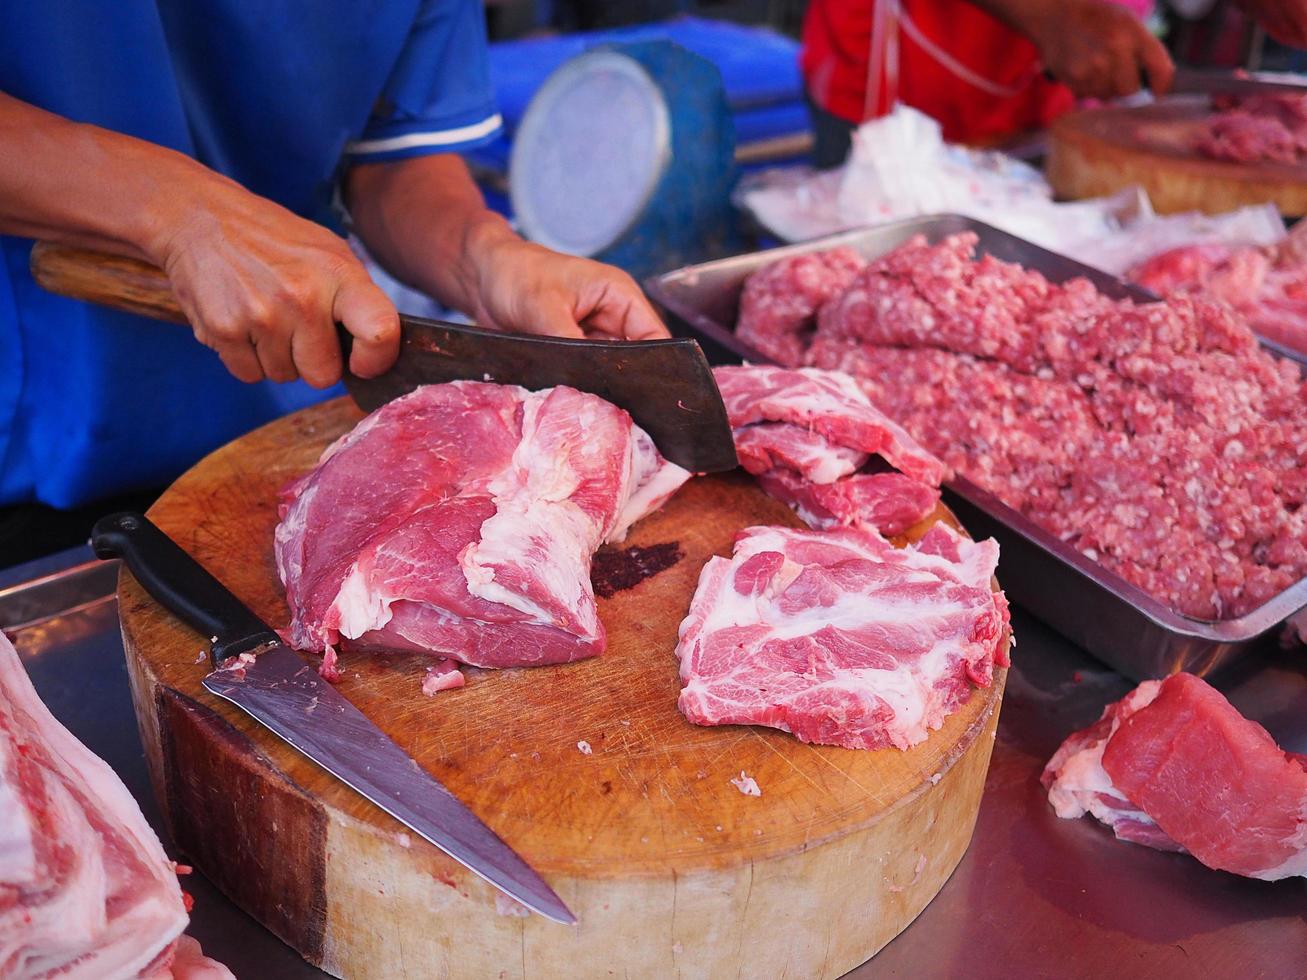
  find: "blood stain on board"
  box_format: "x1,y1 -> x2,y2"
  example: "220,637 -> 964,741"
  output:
591,542 -> 685,599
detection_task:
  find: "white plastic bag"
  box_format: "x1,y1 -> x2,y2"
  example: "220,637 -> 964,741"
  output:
1062,205 -> 1286,276
737,105 -> 1129,249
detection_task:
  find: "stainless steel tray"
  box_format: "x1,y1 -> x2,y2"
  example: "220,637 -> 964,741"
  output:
646,213 -> 1307,681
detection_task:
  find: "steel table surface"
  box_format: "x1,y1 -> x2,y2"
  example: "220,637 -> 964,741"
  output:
4,553 -> 1304,979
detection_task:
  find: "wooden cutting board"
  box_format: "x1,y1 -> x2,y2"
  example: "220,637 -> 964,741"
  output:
118,396 -> 1009,980
1047,97 -> 1307,216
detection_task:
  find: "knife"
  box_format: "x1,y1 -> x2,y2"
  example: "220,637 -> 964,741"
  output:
90,511 -> 576,925
29,242 -> 737,474
1170,67 -> 1307,99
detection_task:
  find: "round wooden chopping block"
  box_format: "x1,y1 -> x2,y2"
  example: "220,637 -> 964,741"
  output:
1047,98 -> 1307,216
118,396 -> 1009,980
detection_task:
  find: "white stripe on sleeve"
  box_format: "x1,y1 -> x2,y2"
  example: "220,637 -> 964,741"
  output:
345,113 -> 503,155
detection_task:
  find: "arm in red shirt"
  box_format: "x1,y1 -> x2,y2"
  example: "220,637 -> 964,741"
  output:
975,0 -> 1174,101
1234,0 -> 1307,47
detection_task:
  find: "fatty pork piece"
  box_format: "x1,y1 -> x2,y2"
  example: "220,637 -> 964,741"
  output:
676,524 -> 1010,751
714,365 -> 946,536
0,632 -> 220,979
1043,672 -> 1307,881
734,247 -> 866,367
755,467 -> 941,538
715,365 -> 949,486
276,382 -> 690,680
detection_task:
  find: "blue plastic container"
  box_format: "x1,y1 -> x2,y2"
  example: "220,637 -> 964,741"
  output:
508,40 -> 736,279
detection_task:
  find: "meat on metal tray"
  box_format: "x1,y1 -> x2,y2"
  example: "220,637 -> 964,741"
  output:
645,213 -> 1307,681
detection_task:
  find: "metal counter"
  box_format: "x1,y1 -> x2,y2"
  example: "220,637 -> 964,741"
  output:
3,550 -> 1304,979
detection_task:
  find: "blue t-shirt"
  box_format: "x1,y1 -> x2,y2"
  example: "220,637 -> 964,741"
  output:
0,1 -> 502,508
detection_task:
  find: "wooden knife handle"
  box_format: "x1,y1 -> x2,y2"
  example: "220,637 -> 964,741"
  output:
29,242 -> 187,324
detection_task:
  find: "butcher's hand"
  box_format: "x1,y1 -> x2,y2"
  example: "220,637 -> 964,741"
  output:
461,222 -> 669,341
1236,0 -> 1307,48
998,0 -> 1175,101
0,92 -> 397,388
344,154 -> 671,342
155,172 -> 399,386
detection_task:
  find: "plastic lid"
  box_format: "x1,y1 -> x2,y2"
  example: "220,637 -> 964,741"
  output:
510,49 -> 671,257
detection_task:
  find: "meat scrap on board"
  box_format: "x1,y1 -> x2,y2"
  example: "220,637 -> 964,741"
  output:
276,382 -> 690,684
1043,672 -> 1307,881
714,365 -> 946,537
0,632 -> 231,979
676,523 -> 1009,751
734,232 -> 1307,622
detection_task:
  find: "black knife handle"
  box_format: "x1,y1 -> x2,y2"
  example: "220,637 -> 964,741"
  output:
91,512 -> 279,667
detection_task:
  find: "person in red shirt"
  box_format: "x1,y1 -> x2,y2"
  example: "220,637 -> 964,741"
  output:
802,0 -> 1307,167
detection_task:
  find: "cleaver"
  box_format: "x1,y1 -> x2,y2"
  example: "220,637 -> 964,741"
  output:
91,511 -> 576,924
29,242 -> 737,473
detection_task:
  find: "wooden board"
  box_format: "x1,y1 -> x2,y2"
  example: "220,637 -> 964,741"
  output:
119,397 -> 1009,979
1047,96 -> 1307,216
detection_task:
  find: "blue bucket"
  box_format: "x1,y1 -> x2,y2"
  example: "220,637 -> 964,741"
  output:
509,40 -> 737,280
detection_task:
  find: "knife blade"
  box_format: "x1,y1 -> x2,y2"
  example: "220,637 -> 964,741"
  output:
1170,67 -> 1307,98
91,511 -> 576,925
336,316 -> 736,473
29,242 -> 738,474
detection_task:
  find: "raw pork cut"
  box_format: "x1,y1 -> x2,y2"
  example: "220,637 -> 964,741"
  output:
735,247 -> 866,367
676,523 -> 1009,750
715,365 -> 946,537
276,382 -> 689,680
1128,222 -> 1307,357
792,233 -> 1307,621
1043,672 -> 1307,881
732,424 -> 868,485
714,365 -> 949,486
755,468 -> 940,537
0,631 -> 200,979
1041,680 -> 1183,855
1196,91 -> 1307,164
162,935 -> 234,979
1196,111 -> 1300,164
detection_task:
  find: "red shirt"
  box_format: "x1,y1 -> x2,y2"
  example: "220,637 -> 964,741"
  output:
801,0 -> 1075,144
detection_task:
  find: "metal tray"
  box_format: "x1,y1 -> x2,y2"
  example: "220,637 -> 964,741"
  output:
646,213 -> 1307,681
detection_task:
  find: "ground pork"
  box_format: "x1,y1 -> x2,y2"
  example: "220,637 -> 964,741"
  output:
762,233 -> 1307,620
734,246 -> 866,366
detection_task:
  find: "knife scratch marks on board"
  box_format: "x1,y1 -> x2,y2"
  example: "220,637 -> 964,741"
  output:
646,746 -> 674,851
751,731 -> 824,797
800,743 -> 873,796
701,733 -> 751,768
614,762 -> 641,789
